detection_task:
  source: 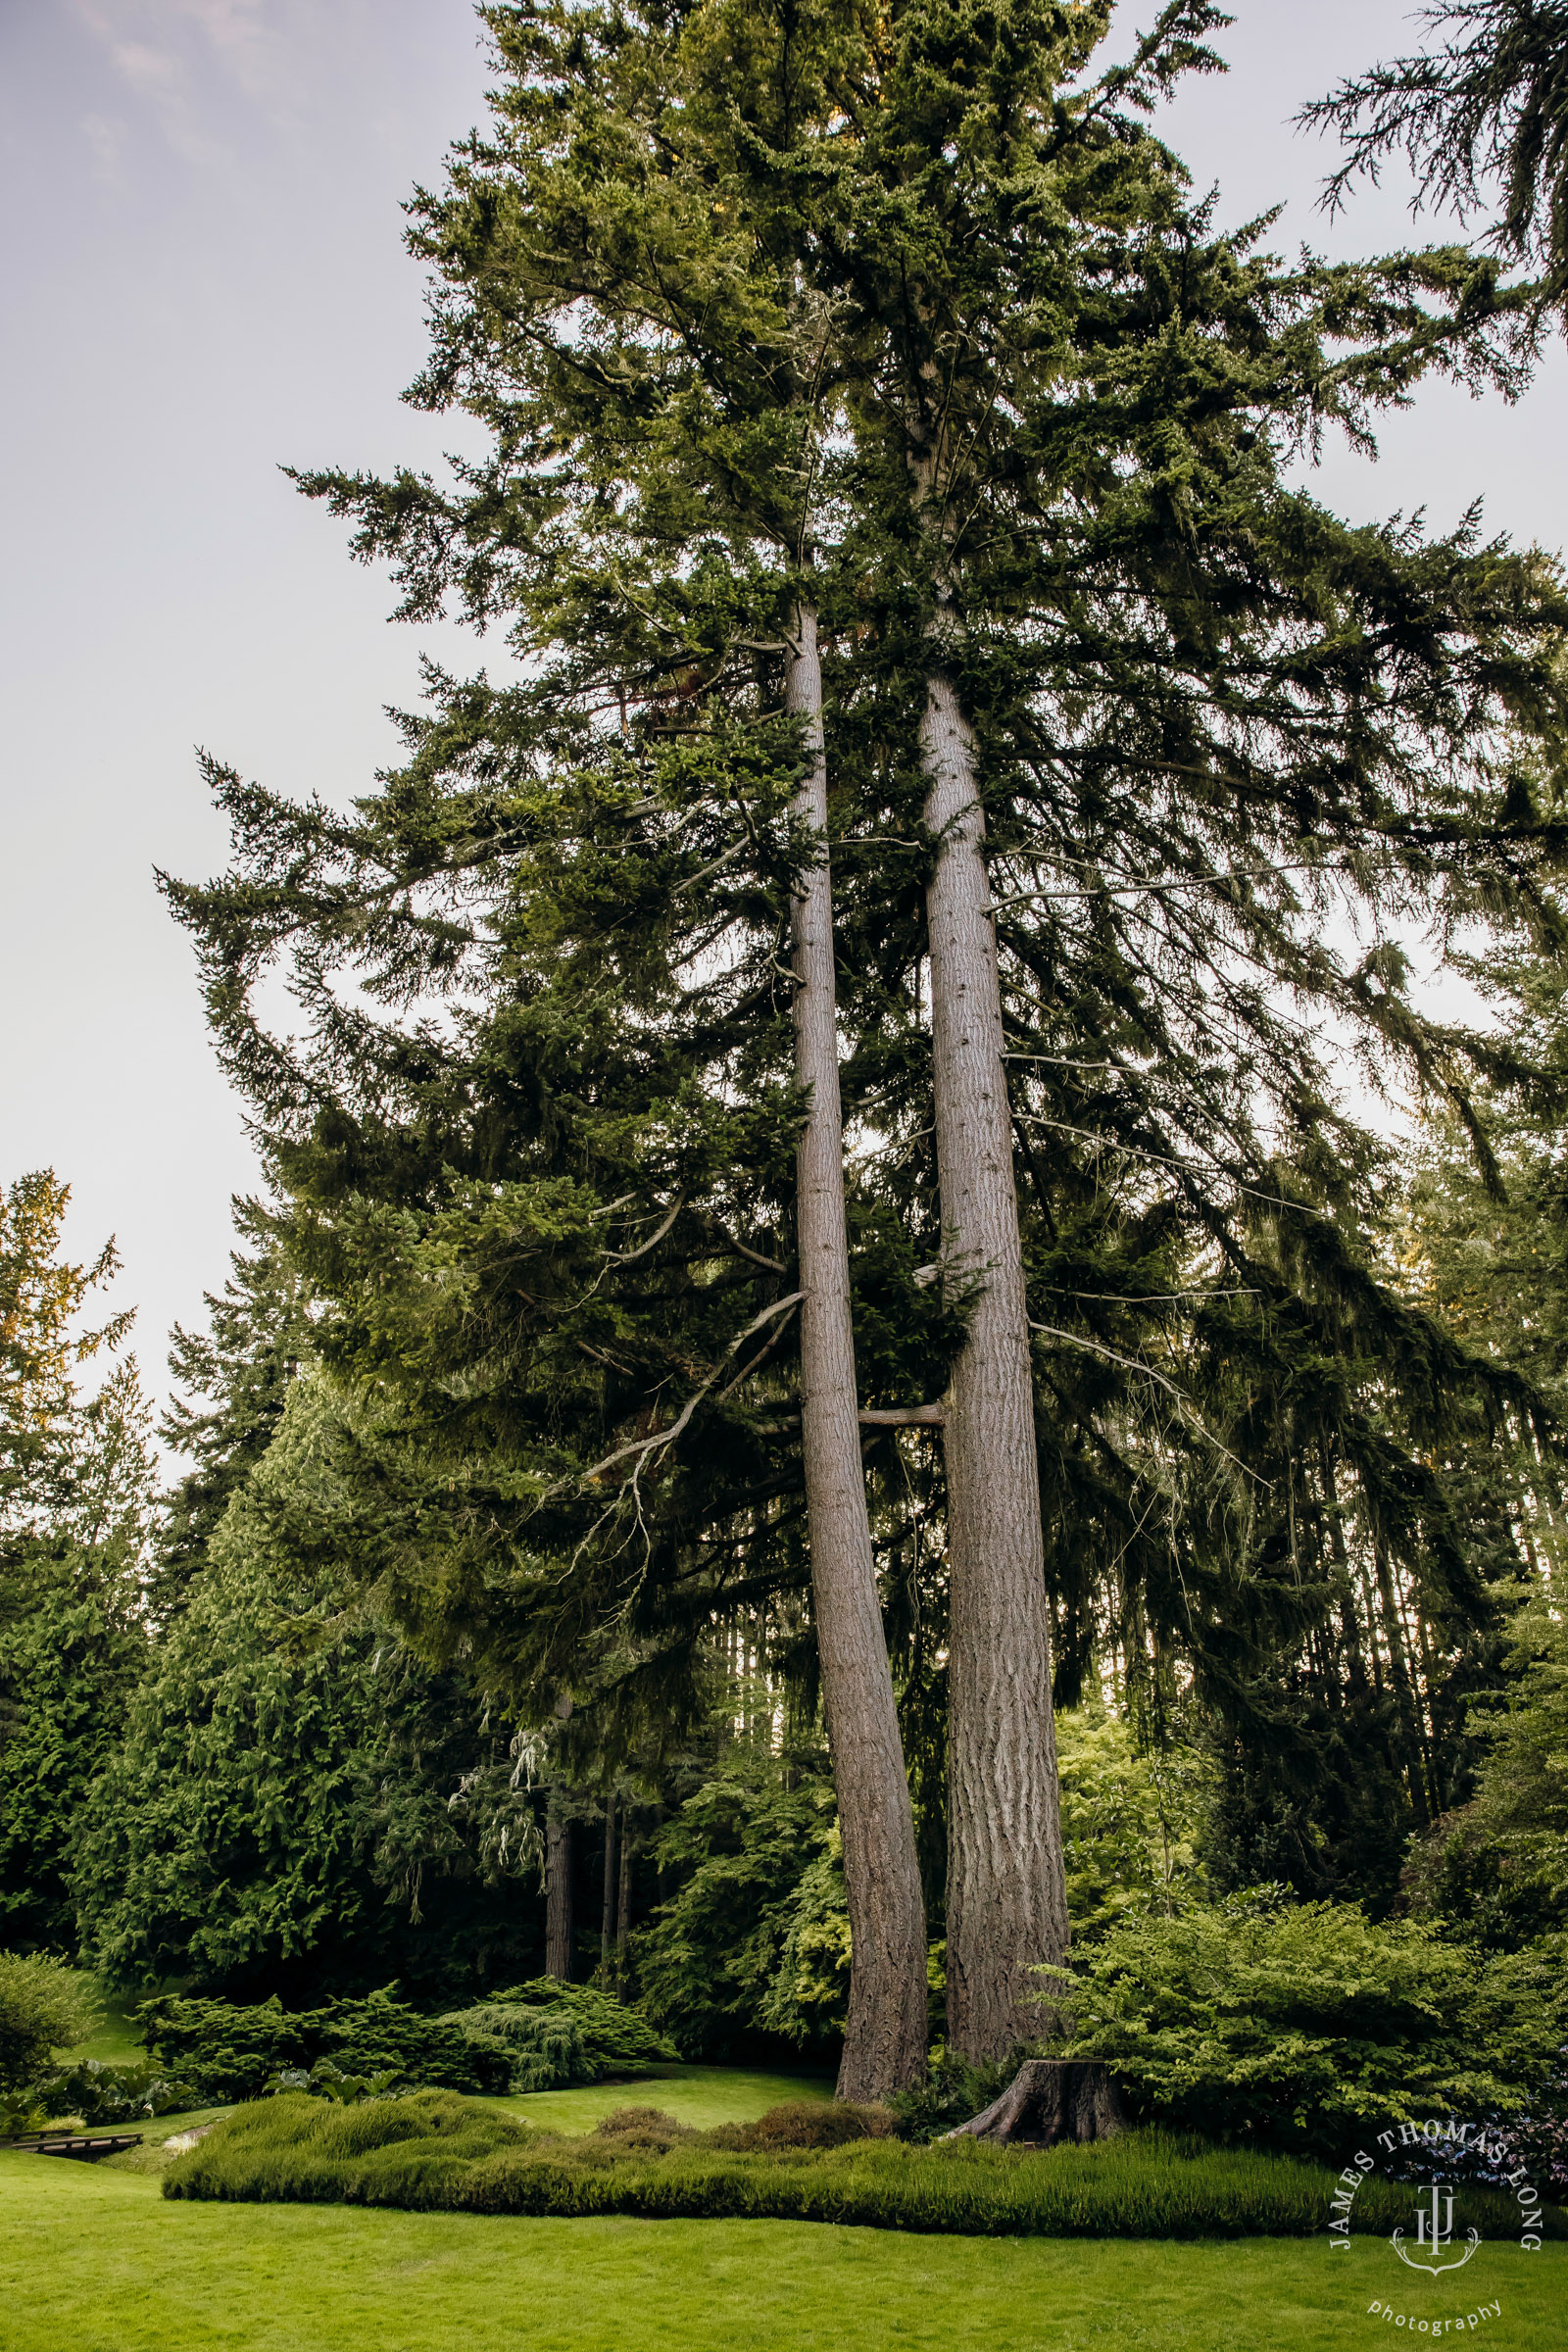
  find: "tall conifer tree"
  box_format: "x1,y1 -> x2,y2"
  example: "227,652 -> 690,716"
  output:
168,0 -> 1568,2072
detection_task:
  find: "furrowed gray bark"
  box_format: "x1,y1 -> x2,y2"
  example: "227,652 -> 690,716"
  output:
920,668 -> 1070,2063
789,599 -> 928,2101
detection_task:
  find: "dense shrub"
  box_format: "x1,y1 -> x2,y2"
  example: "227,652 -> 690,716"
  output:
164,2092 -> 1565,2240
632,1769 -> 847,2057
439,1979 -> 679,2092
40,2056 -> 192,2126
704,2099 -> 893,2151
1055,1896 -> 1568,2159
137,1989 -> 511,2102
0,1952 -> 98,2090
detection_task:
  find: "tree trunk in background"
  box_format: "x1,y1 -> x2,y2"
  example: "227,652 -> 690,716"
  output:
1373,1537 -> 1434,1830
789,600 -> 928,2101
616,1811 -> 632,1955
600,1794 -> 617,1968
545,1802 -> 573,1980
920,668 -> 1070,2062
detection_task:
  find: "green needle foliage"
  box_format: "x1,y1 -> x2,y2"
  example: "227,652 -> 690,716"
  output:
0,1172 -> 156,1948
159,0 -> 1568,1959
441,1978 -> 680,2089
1306,1 -> 1568,315
73,1377 -> 549,2002
1054,1892 -> 1568,2159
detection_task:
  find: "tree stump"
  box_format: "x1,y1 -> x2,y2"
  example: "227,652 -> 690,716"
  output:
942,2059 -> 1125,2148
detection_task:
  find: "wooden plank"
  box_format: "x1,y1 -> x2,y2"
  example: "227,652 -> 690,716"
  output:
0,2130 -> 144,2156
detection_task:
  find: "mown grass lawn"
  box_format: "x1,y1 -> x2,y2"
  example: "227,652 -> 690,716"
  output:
5,2151 -> 1565,2352
81,2067 -> 833,2175
492,2064 -> 834,2134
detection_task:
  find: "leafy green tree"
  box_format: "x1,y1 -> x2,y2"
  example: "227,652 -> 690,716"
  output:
633,1753 -> 845,2058
0,1950 -> 97,2091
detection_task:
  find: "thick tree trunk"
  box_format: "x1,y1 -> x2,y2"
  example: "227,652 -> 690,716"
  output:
545,1802 -> 573,1981
789,600 -> 928,2101
921,669 -> 1070,2062
943,2058 -> 1125,2147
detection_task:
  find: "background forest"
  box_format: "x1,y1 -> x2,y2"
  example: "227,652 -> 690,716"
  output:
5,0 -> 1568,2181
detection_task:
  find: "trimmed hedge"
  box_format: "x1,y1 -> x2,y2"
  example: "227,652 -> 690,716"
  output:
163,2092 -> 1567,2241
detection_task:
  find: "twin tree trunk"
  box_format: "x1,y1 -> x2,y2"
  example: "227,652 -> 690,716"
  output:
788,602 -> 929,2101
920,670 -> 1070,2062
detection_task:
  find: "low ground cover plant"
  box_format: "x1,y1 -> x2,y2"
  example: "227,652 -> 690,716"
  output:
162,2092 -> 1565,2241
41,2057 -> 192,2126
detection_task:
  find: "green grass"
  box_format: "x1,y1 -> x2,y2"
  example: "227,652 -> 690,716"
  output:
94,2107 -> 235,2176
494,2064 -> 834,2133
52,1975 -> 148,2065
4,2149 -> 1565,2351
50,2068 -> 823,2177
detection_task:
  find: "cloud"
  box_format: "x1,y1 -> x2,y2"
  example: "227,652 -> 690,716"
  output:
71,0 -> 329,160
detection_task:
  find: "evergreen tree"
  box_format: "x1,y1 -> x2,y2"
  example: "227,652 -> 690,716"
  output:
810,0 -> 1568,2043
1,1169 -> 131,1539
0,1172 -> 153,1947
1393,922 -> 1568,1939
162,0 -> 1568,2068
158,1197 -> 315,1609
75,1376 -> 545,1999
1306,0 -> 1568,315
165,0 -> 957,2094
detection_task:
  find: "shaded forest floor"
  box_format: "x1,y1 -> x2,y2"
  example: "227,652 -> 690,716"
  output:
6,2148 -> 1565,2352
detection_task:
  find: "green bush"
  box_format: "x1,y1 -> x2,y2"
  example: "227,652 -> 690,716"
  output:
0,2088 -> 48,2137
1054,1895 -> 1568,2158
0,1952 -> 98,2091
704,2099 -> 893,2151
439,1979 -> 679,2093
137,1988 -> 511,2102
40,2057 -> 192,2126
631,1768 -> 845,2056
164,2091 -> 1565,2240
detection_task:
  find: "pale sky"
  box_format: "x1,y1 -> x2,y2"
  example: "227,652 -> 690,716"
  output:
2,0 -> 1563,1448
